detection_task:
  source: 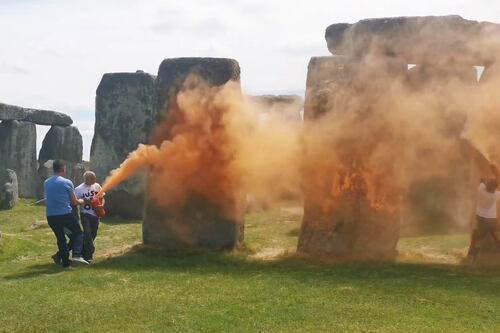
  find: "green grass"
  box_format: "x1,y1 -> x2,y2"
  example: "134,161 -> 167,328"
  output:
0,200 -> 499,332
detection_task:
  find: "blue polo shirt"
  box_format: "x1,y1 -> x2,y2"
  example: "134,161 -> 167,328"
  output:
44,175 -> 75,217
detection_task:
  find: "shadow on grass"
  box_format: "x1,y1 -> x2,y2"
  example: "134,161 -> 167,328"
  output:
2,263 -> 68,280
86,244 -> 500,295
101,217 -> 141,225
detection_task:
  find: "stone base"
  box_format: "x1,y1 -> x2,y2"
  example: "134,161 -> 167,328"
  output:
143,195 -> 244,250
298,194 -> 399,261
104,190 -> 144,219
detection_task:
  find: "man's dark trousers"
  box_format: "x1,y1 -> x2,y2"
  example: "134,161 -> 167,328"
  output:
47,213 -> 84,266
81,213 -> 99,261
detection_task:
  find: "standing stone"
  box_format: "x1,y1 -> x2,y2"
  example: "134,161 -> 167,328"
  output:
39,125 -> 83,163
143,57 -> 243,249
0,169 -> 18,209
89,71 -> 156,218
402,64 -> 478,235
37,125 -> 84,198
298,56 -> 403,260
0,120 -> 37,197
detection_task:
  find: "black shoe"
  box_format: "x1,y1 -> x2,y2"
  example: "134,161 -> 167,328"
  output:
52,254 -> 61,265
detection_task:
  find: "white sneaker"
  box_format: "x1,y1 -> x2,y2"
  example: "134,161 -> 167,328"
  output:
71,257 -> 90,266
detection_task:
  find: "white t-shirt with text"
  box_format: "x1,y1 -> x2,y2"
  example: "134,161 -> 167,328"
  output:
476,183 -> 500,219
75,183 -> 102,217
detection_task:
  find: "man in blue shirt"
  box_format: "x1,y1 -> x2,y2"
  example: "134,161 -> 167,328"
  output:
44,160 -> 89,267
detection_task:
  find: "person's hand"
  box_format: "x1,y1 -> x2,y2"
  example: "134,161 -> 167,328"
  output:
77,199 -> 84,205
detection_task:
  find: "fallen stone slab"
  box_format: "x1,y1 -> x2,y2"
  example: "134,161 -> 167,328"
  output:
0,102 -> 73,126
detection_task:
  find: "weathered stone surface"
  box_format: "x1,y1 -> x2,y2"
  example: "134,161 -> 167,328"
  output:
401,64 -> 478,235
0,102 -> 73,126
154,57 -> 240,127
326,15 -> 500,65
0,121 -> 37,197
249,95 -> 303,122
143,57 -> 243,249
0,169 -> 18,209
304,56 -> 353,120
39,126 -> 83,163
143,196 -> 244,250
298,56 -> 403,260
89,71 -> 156,218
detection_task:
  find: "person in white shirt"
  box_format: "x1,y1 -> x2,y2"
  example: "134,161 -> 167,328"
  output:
467,163 -> 500,259
74,171 -> 105,262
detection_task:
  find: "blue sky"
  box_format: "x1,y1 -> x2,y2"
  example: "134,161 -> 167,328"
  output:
1,0 -> 499,160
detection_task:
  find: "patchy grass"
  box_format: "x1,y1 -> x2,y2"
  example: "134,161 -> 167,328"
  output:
0,200 -> 499,332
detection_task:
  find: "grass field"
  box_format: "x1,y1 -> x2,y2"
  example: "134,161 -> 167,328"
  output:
0,200 -> 499,332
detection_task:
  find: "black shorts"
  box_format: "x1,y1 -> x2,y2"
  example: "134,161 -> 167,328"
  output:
476,216 -> 498,234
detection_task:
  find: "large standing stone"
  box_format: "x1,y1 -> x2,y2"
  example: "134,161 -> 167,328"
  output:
298,56 -> 404,260
39,125 -> 83,163
0,120 -> 37,197
0,102 -> 73,126
143,57 -> 243,249
0,169 -> 18,209
36,126 -> 84,198
89,71 -> 156,218
401,64 -> 478,235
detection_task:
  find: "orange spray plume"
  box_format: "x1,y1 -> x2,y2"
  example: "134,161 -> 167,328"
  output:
98,76 -> 301,216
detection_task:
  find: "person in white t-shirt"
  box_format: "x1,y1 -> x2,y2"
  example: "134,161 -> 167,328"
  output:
467,163 -> 500,259
75,171 -> 105,262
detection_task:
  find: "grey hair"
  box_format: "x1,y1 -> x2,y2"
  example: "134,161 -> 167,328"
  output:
83,171 -> 96,179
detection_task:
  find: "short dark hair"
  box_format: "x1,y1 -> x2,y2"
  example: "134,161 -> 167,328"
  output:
53,160 -> 66,173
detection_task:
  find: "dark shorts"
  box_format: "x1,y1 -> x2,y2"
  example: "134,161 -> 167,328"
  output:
476,216 -> 498,234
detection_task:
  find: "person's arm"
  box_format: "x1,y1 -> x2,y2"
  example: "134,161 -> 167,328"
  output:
70,192 -> 84,206
66,181 -> 83,206
96,184 -> 105,206
490,163 -> 500,179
